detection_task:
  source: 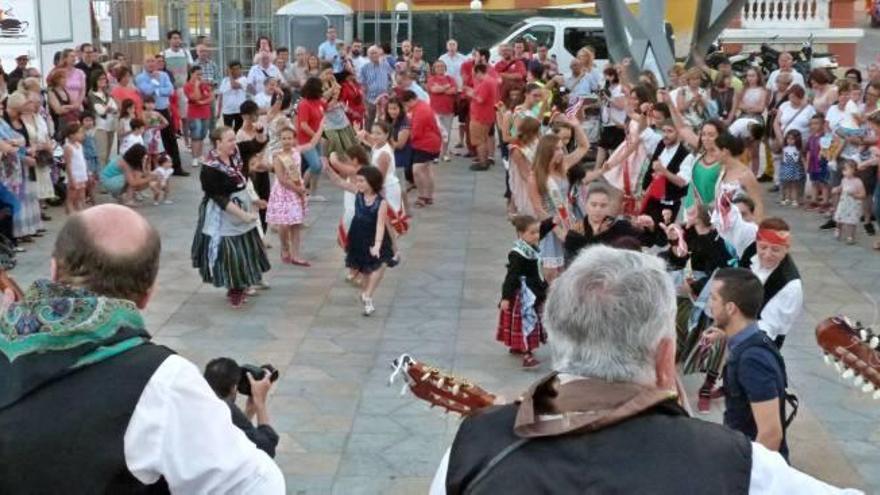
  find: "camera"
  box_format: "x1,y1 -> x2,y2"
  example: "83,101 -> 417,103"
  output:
237,364 -> 279,396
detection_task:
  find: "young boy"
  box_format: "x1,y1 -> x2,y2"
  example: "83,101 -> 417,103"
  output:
120,118 -> 146,156
81,113 -> 100,204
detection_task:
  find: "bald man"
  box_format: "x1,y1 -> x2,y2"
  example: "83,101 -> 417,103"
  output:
0,205 -> 285,494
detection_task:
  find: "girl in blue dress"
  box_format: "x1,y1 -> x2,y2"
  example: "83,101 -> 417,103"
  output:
324,164 -> 395,316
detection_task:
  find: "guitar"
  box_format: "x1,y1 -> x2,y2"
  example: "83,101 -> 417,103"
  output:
816,316 -> 880,397
389,354 -> 496,416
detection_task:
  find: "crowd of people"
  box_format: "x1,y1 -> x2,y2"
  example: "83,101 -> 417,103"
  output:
0,25 -> 878,494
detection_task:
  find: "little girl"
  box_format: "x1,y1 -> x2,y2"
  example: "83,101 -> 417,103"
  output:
360,121 -> 408,239
116,98 -> 136,149
142,96 -> 168,168
149,153 -> 174,205
330,145 -> 371,258
266,126 -> 314,266
779,129 -> 805,207
81,113 -> 99,205
324,165 -> 395,316
833,160 -> 866,244
497,214 -> 552,368
805,114 -> 830,211
62,123 -> 89,213
119,118 -> 146,155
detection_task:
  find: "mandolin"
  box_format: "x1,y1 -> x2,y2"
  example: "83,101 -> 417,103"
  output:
389,354 -> 496,416
816,316 -> 880,397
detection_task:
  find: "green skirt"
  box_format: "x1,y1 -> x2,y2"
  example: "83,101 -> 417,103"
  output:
323,126 -> 358,157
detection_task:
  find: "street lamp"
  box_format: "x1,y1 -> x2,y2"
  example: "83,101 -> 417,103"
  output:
395,1 -> 409,11
470,0 -> 482,10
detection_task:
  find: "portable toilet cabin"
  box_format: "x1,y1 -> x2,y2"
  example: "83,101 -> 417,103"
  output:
275,0 -> 354,53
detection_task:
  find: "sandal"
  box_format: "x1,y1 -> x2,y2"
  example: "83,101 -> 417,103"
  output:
290,258 -> 311,267
522,354 -> 540,368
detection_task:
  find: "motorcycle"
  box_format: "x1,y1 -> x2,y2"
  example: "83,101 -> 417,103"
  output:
758,34 -> 837,80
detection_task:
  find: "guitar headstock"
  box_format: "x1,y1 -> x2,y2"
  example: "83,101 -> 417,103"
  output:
816,316 -> 880,398
389,355 -> 496,416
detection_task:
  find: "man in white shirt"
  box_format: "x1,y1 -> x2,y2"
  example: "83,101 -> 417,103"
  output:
163,30 -> 194,147
438,39 -> 468,89
218,60 -> 250,132
766,52 -> 806,90
0,205 -> 284,494
248,51 -> 282,96
350,39 -> 370,80
430,246 -> 857,495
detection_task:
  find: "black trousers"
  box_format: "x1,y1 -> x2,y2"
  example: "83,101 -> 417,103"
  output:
253,171 -> 270,232
158,108 -> 183,172
223,113 -> 244,132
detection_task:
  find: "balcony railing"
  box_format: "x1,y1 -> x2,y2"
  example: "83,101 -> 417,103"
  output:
740,0 -> 830,29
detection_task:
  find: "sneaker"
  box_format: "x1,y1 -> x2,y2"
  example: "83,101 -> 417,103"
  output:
779,199 -> 790,206
865,223 -> 877,236
363,297 -> 375,316
191,158 -> 201,168
310,195 -> 327,202
163,199 -> 174,205
697,395 -> 711,414
443,155 -> 451,162
790,201 -> 799,208
819,219 -> 837,230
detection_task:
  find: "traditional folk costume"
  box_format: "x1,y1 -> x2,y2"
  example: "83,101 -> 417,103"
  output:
538,176 -> 577,270
374,142 -> 409,236
637,130 -> 694,225
713,199 -> 803,349
191,148 -> 270,303
602,119 -> 648,215
507,140 -> 538,217
563,215 -> 664,265
497,220 -> 554,357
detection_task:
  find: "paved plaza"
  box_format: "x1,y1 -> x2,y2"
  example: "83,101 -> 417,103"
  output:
11,154 -> 880,493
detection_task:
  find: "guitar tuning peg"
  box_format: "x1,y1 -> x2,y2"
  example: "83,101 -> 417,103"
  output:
823,354 -> 832,366
421,372 -> 431,381
870,336 -> 880,349
842,368 -> 855,380
437,377 -> 446,389
860,329 -> 870,341
873,390 -> 880,400
834,361 -> 843,374
863,383 -> 875,393
452,384 -> 461,396
854,375 -> 865,387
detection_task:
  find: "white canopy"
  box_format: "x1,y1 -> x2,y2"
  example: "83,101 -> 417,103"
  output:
275,0 -> 353,16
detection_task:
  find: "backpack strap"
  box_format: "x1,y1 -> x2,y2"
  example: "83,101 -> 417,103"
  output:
738,333 -> 799,429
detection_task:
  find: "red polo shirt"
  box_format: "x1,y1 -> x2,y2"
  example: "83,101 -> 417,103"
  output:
469,76 -> 499,125
296,97 -> 325,145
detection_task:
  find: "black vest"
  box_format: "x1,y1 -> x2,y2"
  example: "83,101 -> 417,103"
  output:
740,243 -> 801,308
643,140 -> 690,202
446,401 -> 752,495
0,343 -> 173,494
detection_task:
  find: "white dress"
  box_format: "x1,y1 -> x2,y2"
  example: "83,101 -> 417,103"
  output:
68,142 -> 89,186
374,142 -> 408,235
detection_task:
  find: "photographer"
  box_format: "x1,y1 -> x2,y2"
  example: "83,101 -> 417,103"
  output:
205,358 -> 280,458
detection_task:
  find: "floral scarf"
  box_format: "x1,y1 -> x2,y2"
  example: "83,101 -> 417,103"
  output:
0,280 -> 152,408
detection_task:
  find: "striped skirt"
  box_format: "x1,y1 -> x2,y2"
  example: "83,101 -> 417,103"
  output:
191,200 -> 271,290
496,294 -> 546,353
323,126 -> 359,157
676,297 -> 725,375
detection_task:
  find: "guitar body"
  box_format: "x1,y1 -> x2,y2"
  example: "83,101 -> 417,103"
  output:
390,355 -> 496,416
816,316 -> 880,397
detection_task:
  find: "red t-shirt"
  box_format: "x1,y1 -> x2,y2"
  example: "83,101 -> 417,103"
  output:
296,98 -> 325,145
461,59 -> 475,90
428,75 -> 456,115
184,81 -> 213,120
409,101 -> 442,154
470,77 -> 498,125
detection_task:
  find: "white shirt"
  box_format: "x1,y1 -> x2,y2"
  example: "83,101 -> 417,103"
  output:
840,100 -> 861,130
124,354 -> 285,493
712,204 -> 804,338
730,117 -> 760,140
352,56 -> 370,81
219,76 -> 250,115
602,84 -> 627,127
439,52 -> 468,89
91,91 -> 119,132
766,69 -> 806,90
639,128 -> 696,179
429,441 -> 861,494
247,64 -> 282,96
777,102 -> 815,138
254,92 -> 273,111
120,133 -> 144,155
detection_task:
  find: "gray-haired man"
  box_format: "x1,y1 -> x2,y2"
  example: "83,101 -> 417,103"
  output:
431,246 -> 860,494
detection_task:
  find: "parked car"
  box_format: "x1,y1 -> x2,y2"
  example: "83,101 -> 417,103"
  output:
488,16 -> 674,77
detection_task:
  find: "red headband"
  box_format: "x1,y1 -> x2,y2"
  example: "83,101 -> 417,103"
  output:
756,228 -> 791,247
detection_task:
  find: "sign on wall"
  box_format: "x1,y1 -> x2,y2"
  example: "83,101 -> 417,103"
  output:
0,0 -> 36,42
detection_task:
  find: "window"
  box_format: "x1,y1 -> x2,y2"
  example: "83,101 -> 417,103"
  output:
564,27 -> 609,60
513,25 -> 555,49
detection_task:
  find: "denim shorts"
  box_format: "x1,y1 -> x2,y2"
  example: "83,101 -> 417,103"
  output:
300,145 -> 323,175
188,118 -> 209,140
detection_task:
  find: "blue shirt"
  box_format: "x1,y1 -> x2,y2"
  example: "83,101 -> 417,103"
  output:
318,40 -> 342,73
359,61 -> 394,104
135,71 -> 175,110
723,323 -> 789,460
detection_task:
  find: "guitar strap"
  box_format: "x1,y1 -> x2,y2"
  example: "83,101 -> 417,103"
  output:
463,438 -> 530,495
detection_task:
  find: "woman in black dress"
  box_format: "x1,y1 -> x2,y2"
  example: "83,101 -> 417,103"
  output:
192,127 -> 270,308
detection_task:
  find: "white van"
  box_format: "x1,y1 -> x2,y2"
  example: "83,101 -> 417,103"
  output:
489,17 -> 610,76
